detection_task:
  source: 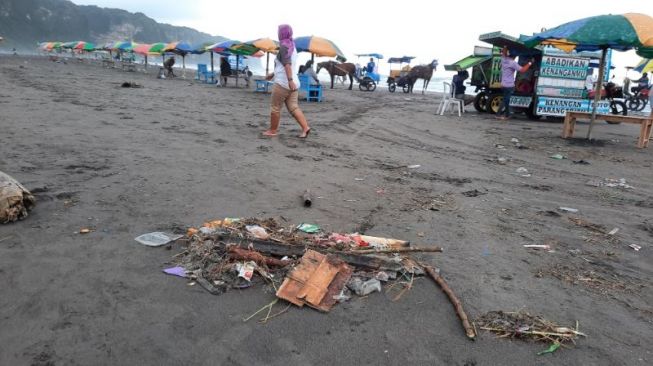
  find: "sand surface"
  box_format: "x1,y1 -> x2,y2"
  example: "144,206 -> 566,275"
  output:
1,55 -> 652,366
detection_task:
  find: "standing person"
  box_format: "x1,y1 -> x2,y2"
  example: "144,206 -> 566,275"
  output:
497,47 -> 533,120
220,57 -> 232,86
263,24 -> 311,138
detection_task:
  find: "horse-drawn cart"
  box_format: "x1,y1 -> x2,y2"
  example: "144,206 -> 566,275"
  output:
386,56 -> 414,93
355,53 -> 383,92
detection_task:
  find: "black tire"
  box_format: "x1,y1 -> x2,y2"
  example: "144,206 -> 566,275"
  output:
526,101 -> 542,120
359,82 -> 366,91
473,92 -> 488,113
368,81 -> 377,92
627,98 -> 641,111
402,84 -> 410,93
388,83 -> 396,93
487,94 -> 504,114
609,100 -> 627,118
636,98 -> 648,112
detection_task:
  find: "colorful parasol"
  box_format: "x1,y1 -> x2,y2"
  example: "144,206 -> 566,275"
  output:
147,42 -> 167,54
295,36 -> 346,61
115,41 -> 136,51
523,13 -> 653,139
62,41 -> 81,49
164,41 -> 193,55
74,42 -> 95,51
208,39 -> 240,53
633,58 -> 653,73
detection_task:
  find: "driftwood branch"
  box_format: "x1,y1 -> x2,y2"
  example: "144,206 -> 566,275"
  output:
353,246 -> 443,254
421,263 -> 476,340
227,246 -> 292,267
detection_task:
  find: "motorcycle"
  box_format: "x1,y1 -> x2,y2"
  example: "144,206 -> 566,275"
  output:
587,81 -> 628,118
626,86 -> 650,112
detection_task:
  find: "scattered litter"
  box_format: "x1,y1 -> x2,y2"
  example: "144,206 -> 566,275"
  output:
354,178 -> 365,181
237,261 -> 256,281
629,244 -> 642,251
79,228 -> 92,234
586,178 -> 634,189
302,189 -> 312,207
568,217 -> 606,234
120,81 -> 142,88
573,160 -> 590,165
461,189 -> 486,197
559,207 -> 579,213
246,225 -> 270,240
0,170 -> 36,224
511,138 -> 519,143
332,289 -> 351,303
347,277 -> 382,296
407,165 -> 421,169
134,232 -> 183,247
537,342 -> 561,356
297,223 -> 320,233
523,244 -> 551,251
550,154 -> 566,160
607,228 -> 619,236
476,311 -> 586,350
516,167 -> 531,177
495,144 -> 506,149
163,266 -> 187,278
497,157 -> 508,165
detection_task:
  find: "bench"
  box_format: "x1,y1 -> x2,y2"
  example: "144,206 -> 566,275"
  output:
298,74 -> 323,102
563,111 -> 653,148
101,59 -> 115,68
121,61 -> 136,72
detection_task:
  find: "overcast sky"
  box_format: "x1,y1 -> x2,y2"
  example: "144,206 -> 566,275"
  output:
72,0 -> 652,78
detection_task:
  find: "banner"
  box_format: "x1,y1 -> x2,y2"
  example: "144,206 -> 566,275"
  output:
536,97 -> 610,117
539,56 -> 590,80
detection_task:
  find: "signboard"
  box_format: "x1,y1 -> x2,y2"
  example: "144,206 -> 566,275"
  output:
536,86 -> 587,99
510,96 -> 532,108
536,97 -> 611,117
540,56 -> 589,80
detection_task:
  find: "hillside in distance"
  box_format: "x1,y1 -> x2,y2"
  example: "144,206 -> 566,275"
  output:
0,0 -> 225,49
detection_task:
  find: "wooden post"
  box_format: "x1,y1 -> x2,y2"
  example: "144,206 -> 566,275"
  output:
266,52 -> 270,76
587,48 -> 608,140
210,51 -> 215,83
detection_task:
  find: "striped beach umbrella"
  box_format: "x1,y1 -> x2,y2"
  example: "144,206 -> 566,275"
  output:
633,58 -> 653,73
115,41 -> 135,51
164,41 -> 193,55
295,36 -> 346,61
523,13 -> 653,139
148,42 -> 166,54
208,39 -> 240,53
133,43 -> 152,55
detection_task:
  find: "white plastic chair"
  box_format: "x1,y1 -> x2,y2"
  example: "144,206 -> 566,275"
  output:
438,82 -> 465,116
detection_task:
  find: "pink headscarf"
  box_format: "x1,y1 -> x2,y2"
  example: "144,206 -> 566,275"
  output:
278,24 -> 294,59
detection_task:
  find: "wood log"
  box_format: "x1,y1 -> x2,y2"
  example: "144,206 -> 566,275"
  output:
352,246 -> 443,254
422,264 -> 476,340
227,246 -> 292,267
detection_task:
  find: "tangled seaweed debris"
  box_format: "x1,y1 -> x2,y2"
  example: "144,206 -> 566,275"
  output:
476,311 -> 586,352
0,171 -> 36,224
165,217 -> 474,338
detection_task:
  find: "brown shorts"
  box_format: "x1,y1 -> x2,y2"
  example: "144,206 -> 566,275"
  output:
270,84 -> 299,114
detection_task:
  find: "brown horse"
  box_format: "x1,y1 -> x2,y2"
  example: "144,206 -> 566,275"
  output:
316,61 -> 356,89
407,59 -> 438,94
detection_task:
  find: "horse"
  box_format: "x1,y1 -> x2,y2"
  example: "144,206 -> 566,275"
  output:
407,59 -> 438,94
316,61 -> 356,89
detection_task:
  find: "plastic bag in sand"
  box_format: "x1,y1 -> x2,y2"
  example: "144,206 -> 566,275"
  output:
135,232 -> 183,247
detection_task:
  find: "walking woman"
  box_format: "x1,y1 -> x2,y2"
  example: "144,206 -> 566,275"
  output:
263,24 -> 311,138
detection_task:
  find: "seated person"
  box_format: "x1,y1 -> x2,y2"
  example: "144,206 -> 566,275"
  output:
163,56 -> 176,77
366,58 -> 375,74
452,70 -> 468,98
632,72 -> 649,93
220,57 -> 232,86
300,60 -> 320,86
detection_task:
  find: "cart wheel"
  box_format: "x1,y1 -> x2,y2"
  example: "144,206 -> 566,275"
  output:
487,94 -> 504,114
368,81 -> 377,92
388,84 -> 396,92
473,92 -> 488,113
359,82 -> 366,91
636,98 -> 648,112
402,85 -> 410,93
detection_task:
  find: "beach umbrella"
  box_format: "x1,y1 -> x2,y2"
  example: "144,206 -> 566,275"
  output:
134,43 -> 152,67
61,41 -> 79,49
295,36 -> 347,62
231,38 -> 279,75
163,42 -> 194,77
209,39 -> 240,53
148,42 -> 166,54
116,41 -> 135,51
523,13 -> 653,139
633,58 -> 653,73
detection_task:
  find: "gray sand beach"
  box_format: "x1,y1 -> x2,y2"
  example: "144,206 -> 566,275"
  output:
1,55 -> 652,365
